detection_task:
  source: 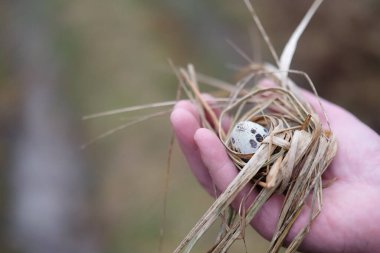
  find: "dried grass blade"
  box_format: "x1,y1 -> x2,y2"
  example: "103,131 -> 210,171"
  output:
180,67 -> 220,132
266,155 -> 283,188
196,72 -> 236,93
211,185 -> 278,253
279,0 -> 324,87
82,101 -> 176,120
173,138 -> 279,253
270,134 -> 332,252
243,0 -> 280,66
280,130 -> 301,191
81,110 -> 170,149
226,39 -> 253,64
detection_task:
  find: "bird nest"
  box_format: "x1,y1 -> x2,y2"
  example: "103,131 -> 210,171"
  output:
173,1 -> 337,252
174,63 -> 337,253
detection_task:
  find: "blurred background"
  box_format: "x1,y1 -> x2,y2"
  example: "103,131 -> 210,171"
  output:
0,0 -> 379,252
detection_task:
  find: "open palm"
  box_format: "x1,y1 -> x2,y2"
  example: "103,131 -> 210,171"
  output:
170,89 -> 380,253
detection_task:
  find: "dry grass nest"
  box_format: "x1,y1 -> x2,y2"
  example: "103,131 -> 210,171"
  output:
173,62 -> 337,253
172,1 -> 338,252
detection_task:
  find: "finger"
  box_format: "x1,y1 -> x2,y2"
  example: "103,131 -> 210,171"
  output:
174,100 -> 199,119
194,128 -> 238,191
194,128 -> 259,209
194,127 -> 288,239
170,105 -> 214,195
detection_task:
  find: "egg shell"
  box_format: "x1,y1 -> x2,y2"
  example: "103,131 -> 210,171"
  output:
229,121 -> 268,154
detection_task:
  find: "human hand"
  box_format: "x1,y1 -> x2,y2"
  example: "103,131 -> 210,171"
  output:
170,86 -> 380,253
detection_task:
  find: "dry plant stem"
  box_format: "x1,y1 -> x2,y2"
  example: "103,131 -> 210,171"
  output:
196,72 -> 237,93
81,110 -> 170,149
173,133 -> 282,253
218,180 -> 262,252
271,135 -> 336,252
180,67 -> 221,133
226,39 -> 254,64
279,0 -> 324,87
159,132 -> 175,253
269,136 -> 320,252
82,101 -> 176,120
266,156 -> 283,188
243,0 -> 280,66
209,177 -> 278,253
159,84 -> 182,253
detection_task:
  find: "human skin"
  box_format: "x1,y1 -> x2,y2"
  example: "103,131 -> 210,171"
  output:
170,86 -> 380,253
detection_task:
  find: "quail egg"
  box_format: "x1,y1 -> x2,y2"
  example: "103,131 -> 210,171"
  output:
229,121 -> 268,154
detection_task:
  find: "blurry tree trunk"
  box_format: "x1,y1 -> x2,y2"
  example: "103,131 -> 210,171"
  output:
2,1 -> 100,253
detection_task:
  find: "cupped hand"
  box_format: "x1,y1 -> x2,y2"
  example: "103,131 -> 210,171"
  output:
170,88 -> 380,253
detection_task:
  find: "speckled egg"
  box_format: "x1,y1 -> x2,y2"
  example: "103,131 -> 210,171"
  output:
229,121 -> 268,154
